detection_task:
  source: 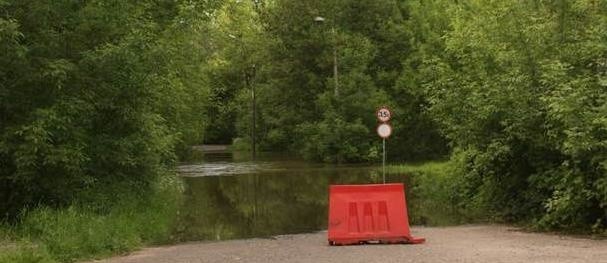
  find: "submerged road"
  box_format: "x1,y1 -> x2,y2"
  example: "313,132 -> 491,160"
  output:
92,225 -> 607,263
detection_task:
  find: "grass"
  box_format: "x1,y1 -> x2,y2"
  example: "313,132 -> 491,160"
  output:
0,175 -> 183,263
0,223 -> 55,263
0,241 -> 55,263
389,162 -> 607,238
387,161 -> 472,226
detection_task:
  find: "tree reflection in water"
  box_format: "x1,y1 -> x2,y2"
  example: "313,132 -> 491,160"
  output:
173,152 -> 410,242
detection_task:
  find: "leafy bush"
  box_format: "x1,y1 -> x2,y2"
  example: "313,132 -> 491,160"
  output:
0,0 -> 213,219
4,175 -> 182,263
297,117 -> 378,163
388,161 -> 474,226
413,0 -> 607,232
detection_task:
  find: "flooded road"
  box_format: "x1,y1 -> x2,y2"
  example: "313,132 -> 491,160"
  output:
173,151 -> 411,242
93,150 -> 607,263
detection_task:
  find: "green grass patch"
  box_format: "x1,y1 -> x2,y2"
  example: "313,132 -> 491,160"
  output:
0,226 -> 55,263
387,161 -> 472,226
0,175 -> 183,263
0,241 -> 55,263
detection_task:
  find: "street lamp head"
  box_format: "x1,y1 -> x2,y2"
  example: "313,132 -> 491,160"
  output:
314,16 -> 326,23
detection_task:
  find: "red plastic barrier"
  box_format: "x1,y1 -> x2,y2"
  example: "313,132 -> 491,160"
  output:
327,183 -> 425,245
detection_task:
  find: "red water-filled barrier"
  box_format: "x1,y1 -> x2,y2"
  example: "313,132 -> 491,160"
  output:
327,183 -> 425,245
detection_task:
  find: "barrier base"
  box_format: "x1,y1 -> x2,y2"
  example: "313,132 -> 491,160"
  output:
329,236 -> 425,246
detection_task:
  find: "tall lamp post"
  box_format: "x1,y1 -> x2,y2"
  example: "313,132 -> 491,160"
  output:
314,16 -> 339,98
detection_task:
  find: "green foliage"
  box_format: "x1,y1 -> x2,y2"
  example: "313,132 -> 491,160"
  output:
0,243 -> 55,263
0,175 -> 181,263
203,0 -> 263,144
2,0 -> 605,251
412,0 -> 607,232
387,161 -> 470,226
0,0 -> 216,218
207,0 -> 449,162
297,116 -> 378,163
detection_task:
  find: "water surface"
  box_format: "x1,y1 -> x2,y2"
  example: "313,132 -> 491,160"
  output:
174,151 -> 411,241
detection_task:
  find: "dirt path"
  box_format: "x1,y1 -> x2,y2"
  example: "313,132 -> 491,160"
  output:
92,225 -> 607,263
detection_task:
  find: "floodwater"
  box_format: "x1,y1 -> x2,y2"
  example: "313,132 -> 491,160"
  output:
173,151 -> 412,242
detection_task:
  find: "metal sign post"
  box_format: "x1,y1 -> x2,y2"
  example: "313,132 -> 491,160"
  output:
383,138 -> 386,183
376,106 -> 392,184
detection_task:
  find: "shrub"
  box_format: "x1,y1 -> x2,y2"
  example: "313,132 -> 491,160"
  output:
12,175 -> 182,263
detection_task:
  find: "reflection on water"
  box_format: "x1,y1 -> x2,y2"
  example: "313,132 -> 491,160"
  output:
173,152 -> 411,242
178,162 -> 275,176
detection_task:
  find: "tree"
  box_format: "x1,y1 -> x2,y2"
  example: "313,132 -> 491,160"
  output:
418,0 -> 607,231
0,0 -> 220,218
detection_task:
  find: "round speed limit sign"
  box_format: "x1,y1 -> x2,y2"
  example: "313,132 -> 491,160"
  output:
376,106 -> 392,122
377,123 -> 392,139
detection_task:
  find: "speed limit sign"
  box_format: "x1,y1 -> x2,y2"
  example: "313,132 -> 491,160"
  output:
375,106 -> 393,184
376,106 -> 391,122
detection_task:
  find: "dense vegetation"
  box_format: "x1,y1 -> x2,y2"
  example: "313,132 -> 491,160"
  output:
210,0 -> 606,232
0,177 -> 181,263
0,0 -> 215,262
0,0 -> 221,218
0,0 -> 606,262
207,0 -> 448,162
416,1 -> 607,232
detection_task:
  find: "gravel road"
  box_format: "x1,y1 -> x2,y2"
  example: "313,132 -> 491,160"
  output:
92,225 -> 607,263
